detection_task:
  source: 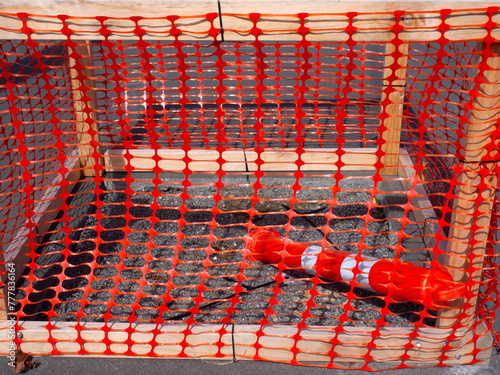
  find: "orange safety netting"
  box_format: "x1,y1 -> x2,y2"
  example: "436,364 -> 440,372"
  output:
0,7 -> 499,370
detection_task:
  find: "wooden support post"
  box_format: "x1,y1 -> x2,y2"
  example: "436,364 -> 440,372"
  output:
438,43 -> 500,329
69,42 -> 102,177
380,43 -> 409,176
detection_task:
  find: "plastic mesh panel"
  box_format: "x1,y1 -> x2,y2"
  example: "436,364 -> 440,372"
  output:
0,8 -> 499,370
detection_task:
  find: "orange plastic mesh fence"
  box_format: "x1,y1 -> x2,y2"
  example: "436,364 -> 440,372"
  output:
0,7 -> 499,370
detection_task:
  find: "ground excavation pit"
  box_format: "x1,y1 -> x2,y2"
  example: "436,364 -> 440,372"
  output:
14,170 -> 438,328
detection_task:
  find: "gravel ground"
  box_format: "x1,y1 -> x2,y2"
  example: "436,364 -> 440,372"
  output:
14,170 -> 435,328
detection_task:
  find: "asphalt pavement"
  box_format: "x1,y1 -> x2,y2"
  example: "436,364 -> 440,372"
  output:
7,352 -> 499,375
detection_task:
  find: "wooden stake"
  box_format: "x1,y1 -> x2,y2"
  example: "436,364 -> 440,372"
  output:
438,43 -> 500,329
380,42 -> 409,176
69,42 -> 102,177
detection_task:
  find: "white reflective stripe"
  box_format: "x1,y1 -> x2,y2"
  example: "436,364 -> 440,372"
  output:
340,256 -> 356,281
301,245 -> 322,275
355,260 -> 378,286
340,256 -> 379,291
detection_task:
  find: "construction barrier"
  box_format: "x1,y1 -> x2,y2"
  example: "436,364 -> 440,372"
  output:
0,1 -> 499,371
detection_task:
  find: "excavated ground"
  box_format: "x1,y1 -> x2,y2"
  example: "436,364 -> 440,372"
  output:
14,170 -> 438,328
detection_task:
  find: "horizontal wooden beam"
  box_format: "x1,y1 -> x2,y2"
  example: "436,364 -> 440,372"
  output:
0,2 -> 498,41
0,320 -> 491,364
1,1 -> 498,17
103,147 -> 379,172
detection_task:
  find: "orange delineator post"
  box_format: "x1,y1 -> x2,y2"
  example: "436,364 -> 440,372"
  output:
248,228 -> 468,311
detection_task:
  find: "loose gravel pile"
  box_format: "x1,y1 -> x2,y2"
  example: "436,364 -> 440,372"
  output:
15,170 -> 436,328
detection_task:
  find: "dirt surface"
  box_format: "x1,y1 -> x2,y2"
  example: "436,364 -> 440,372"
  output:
15,170 -> 436,327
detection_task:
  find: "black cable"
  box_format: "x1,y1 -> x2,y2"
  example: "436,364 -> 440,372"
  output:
217,0 -> 224,42
230,322 -> 236,362
282,202 -> 340,248
166,279 -> 276,321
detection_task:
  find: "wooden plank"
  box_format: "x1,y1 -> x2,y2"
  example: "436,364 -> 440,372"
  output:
0,2 -> 499,41
2,0 -> 498,18
69,42 -> 102,177
0,320 -> 490,364
438,43 -> 500,329
0,291 -> 5,320
380,43 -> 409,176
0,152 -> 81,320
103,147 -> 379,172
